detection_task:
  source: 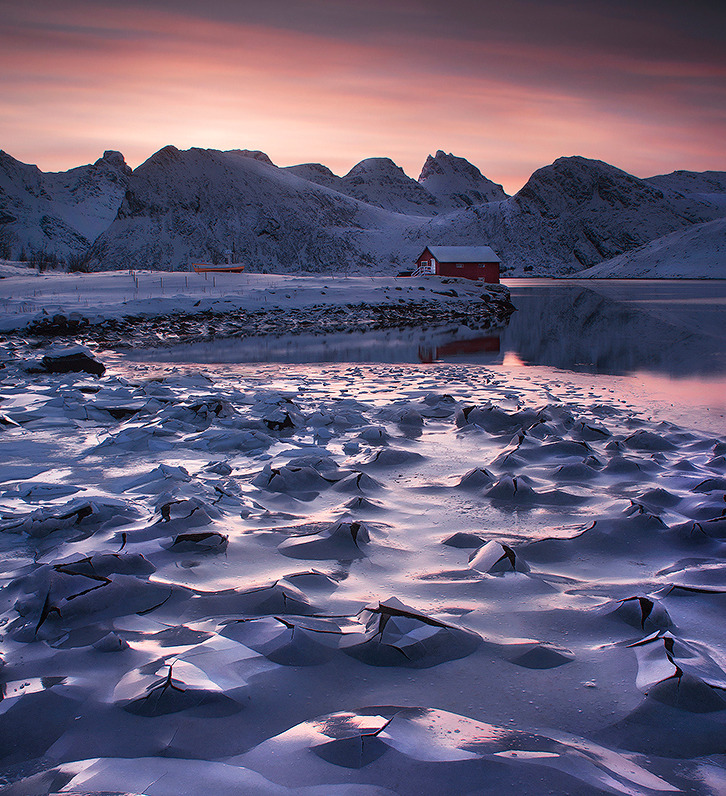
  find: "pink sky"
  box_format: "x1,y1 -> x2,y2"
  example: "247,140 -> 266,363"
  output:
1,0 -> 724,193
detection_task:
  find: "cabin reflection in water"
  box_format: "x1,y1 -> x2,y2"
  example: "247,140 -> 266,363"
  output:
418,334 -> 501,363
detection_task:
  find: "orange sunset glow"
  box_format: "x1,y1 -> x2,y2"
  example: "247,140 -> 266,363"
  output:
1,0 -> 724,191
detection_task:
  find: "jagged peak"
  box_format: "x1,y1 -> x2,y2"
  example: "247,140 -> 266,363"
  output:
418,150 -> 507,204
95,150 -> 131,175
419,150 -> 485,182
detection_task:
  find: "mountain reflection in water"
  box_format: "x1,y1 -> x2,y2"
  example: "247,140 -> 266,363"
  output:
132,280 -> 725,379
501,280 -> 725,377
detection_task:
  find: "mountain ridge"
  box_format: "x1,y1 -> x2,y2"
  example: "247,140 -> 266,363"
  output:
0,147 -> 723,277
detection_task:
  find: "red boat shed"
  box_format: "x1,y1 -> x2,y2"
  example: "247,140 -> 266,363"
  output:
414,245 -> 500,282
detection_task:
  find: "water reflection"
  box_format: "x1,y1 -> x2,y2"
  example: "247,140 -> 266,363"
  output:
131,325 -> 502,366
501,280 -> 725,377
419,335 -> 500,363
132,280 -> 726,379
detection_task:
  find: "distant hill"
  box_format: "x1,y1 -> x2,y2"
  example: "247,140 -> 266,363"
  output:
576,217 -> 726,278
645,169 -> 726,195
1,146 -> 724,276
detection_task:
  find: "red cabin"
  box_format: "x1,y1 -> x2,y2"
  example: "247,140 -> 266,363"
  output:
414,245 -> 500,282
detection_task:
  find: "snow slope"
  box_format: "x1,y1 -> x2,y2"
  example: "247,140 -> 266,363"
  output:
576,217 -> 726,278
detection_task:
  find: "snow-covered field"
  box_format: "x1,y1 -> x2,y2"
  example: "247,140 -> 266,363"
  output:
0,277 -> 725,795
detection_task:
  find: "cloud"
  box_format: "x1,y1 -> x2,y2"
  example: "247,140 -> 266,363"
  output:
0,0 -> 723,190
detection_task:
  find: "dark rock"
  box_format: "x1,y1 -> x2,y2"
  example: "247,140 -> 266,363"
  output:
41,344 -> 105,376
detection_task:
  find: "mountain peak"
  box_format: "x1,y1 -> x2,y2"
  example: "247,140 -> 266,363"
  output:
516,156 -> 663,210
340,157 -> 437,214
344,157 -> 407,180
95,150 -> 131,175
284,162 -> 343,191
419,150 -> 478,181
418,151 -> 507,206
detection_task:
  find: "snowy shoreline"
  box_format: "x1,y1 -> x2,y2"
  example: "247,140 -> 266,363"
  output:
0,269 -> 514,348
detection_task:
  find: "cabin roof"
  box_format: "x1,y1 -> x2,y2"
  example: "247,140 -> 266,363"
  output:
424,245 -> 500,263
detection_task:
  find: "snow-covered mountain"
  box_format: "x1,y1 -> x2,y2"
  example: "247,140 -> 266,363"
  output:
646,169 -> 726,195
0,150 -> 130,258
645,169 -> 726,216
284,151 -> 507,216
88,146 -> 400,272
418,150 -> 508,208
504,156 -> 721,269
1,147 -> 724,276
283,163 -> 344,192
337,157 -> 439,215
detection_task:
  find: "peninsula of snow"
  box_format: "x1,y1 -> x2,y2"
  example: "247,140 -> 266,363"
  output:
0,268 -> 514,349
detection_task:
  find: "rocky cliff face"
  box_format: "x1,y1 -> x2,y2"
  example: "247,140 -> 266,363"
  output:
2,147 -> 724,275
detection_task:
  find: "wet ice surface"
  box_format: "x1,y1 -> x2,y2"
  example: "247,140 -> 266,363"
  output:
0,358 -> 725,795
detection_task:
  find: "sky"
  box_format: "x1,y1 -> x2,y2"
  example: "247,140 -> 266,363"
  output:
1,0 -> 724,193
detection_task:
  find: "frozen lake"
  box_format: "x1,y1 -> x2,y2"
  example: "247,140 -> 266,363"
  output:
1,277 -> 725,794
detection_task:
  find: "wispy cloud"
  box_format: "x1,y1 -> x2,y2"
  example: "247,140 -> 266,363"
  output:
1,0 -> 723,190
